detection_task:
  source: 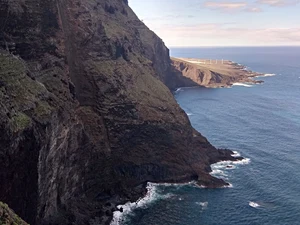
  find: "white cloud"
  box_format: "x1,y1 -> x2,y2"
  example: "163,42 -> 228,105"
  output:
149,23 -> 300,46
245,7 -> 263,12
257,0 -> 300,6
204,1 -> 248,11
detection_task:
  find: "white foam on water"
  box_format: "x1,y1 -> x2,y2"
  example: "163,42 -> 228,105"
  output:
196,201 -> 208,210
111,182 -> 171,225
174,87 -> 186,93
187,113 -> 193,116
232,158 -> 251,165
255,73 -> 276,78
264,73 -> 276,77
110,181 -> 193,225
210,169 -> 229,177
111,153 -> 249,224
225,183 -> 233,188
210,152 -> 250,181
174,88 -> 182,94
232,83 -> 253,87
249,201 -> 260,208
154,180 -> 197,188
231,151 -> 241,157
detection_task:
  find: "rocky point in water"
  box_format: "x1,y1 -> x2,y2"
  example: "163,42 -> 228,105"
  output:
0,0 -> 239,224
172,57 -> 264,88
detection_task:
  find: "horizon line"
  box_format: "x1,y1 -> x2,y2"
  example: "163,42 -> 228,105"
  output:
169,45 -> 300,48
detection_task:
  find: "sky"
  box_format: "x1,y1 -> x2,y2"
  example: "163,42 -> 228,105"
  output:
129,0 -> 300,47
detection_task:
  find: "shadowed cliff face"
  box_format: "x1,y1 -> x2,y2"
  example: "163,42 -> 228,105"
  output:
0,0 -> 235,224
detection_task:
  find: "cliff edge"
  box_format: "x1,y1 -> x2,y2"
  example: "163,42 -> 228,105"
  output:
0,202 -> 28,225
0,0 -> 236,224
171,57 -> 263,88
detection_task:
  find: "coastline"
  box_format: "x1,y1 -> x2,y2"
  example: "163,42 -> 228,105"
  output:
171,57 -> 268,89
110,150 -> 246,225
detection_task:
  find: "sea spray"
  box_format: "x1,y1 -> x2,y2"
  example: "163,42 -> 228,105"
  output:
249,201 -> 260,208
210,151 -> 250,181
255,73 -> 276,78
110,181 -> 199,225
110,183 -> 158,225
232,83 -> 253,87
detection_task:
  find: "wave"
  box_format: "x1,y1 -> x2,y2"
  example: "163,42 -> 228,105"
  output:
187,113 -> 193,116
152,181 -> 197,187
210,152 -> 250,180
249,201 -> 260,208
232,83 -> 253,87
174,88 -> 183,93
231,151 -> 241,157
110,181 -> 194,225
111,153 -> 249,224
110,183 -> 173,225
255,73 -> 276,78
196,201 -> 208,210
264,73 -> 276,77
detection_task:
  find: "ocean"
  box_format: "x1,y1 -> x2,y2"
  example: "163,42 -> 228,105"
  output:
111,47 -> 300,225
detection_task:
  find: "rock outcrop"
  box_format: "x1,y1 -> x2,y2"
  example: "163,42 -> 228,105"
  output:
171,57 -> 263,88
0,202 -> 28,225
0,0 -> 236,224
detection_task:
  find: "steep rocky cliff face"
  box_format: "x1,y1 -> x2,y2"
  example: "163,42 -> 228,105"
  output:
0,0 -> 236,224
0,202 -> 28,225
172,58 -> 229,87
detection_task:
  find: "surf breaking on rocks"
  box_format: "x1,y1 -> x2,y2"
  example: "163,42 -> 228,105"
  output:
110,182 -> 196,225
111,151 -> 250,224
210,151 -> 251,186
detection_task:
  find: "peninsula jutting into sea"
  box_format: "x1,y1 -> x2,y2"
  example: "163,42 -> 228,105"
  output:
171,57 -> 264,88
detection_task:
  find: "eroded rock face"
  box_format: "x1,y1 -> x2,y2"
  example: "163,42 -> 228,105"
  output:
0,202 -> 28,225
171,58 -> 263,88
0,0 -> 234,224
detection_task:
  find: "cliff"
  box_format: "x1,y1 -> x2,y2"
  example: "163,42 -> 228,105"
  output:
0,202 -> 28,225
0,0 -> 236,224
171,57 -> 263,88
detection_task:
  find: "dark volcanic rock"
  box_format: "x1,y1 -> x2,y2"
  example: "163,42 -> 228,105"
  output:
0,0 -> 235,224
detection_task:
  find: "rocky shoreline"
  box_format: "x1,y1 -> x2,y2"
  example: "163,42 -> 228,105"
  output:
0,1 -> 244,225
109,148 -> 245,225
171,57 -> 264,88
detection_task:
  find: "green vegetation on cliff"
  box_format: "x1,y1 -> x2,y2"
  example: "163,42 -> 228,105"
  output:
0,202 -> 28,225
0,53 -> 53,132
0,1 -> 236,225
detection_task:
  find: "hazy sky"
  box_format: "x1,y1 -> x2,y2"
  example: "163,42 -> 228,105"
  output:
129,0 -> 300,47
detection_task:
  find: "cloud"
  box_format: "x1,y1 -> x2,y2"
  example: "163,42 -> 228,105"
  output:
142,14 -> 195,21
257,0 -> 300,6
204,1 -> 247,11
150,23 -> 300,46
203,1 -> 262,13
245,7 -> 263,12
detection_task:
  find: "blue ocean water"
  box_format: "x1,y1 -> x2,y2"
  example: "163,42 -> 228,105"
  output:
116,47 -> 300,225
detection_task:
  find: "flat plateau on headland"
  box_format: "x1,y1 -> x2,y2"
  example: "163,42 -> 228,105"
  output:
172,57 -> 264,88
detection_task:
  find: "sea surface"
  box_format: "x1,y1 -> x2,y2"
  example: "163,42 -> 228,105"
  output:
112,47 -> 300,225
